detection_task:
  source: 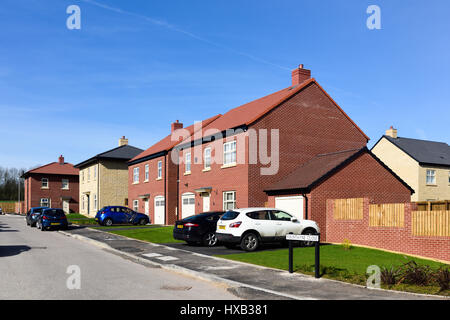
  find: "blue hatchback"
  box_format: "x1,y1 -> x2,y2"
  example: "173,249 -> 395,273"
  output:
95,206 -> 150,226
36,208 -> 68,231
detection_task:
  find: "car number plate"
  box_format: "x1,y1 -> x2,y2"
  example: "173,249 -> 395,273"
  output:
51,223 -> 60,226
219,225 -> 226,230
177,225 -> 183,229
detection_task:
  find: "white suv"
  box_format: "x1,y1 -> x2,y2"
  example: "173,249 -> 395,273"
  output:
216,208 -> 320,251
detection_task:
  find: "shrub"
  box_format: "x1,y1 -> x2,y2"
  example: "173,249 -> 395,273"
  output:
341,239 -> 352,251
435,266 -> 450,291
380,266 -> 400,286
398,261 -> 434,286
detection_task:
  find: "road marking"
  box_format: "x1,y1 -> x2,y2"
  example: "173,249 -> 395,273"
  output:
156,256 -> 178,261
142,253 -> 162,258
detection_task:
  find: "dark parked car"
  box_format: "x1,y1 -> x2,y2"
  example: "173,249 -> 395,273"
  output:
0,207 -> 3,215
36,208 -> 68,231
95,206 -> 150,226
173,211 -> 225,247
26,207 -> 49,227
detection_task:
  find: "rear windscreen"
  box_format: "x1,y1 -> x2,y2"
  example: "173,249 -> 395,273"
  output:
221,211 -> 240,220
44,209 -> 65,217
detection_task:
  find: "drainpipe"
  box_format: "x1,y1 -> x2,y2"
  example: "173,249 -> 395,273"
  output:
302,193 -> 308,220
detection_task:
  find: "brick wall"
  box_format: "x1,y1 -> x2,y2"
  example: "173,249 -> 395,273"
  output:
326,198 -> 450,262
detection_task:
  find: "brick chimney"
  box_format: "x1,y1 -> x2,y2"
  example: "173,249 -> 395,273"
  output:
171,120 -> 183,133
58,155 -> 64,165
119,136 -> 129,146
385,126 -> 398,138
291,64 -> 311,86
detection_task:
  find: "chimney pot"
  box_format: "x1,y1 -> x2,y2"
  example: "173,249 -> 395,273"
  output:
291,64 -> 311,86
386,126 -> 398,139
119,136 -> 129,146
171,120 -> 183,133
58,155 -> 64,165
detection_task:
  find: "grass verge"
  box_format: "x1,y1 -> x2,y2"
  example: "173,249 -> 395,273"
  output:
104,226 -> 183,244
216,244 -> 450,296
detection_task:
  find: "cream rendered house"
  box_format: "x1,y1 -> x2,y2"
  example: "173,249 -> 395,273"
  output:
75,137 -> 143,216
372,127 -> 450,202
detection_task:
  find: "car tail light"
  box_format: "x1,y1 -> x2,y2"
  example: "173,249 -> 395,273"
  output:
184,223 -> 199,227
42,216 -> 48,220
229,221 -> 242,228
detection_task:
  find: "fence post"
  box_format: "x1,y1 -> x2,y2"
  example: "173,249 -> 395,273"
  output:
315,233 -> 320,278
288,239 -> 293,273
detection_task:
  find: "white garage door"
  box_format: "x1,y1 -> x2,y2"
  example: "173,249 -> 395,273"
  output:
181,193 -> 196,219
275,196 -> 304,220
154,196 -> 165,225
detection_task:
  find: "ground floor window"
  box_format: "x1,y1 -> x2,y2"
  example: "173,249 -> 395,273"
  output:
94,194 -> 97,211
40,198 -> 49,207
133,200 -> 139,212
223,191 -> 236,210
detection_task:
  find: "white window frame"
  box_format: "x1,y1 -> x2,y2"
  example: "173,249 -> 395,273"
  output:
185,152 -> 191,174
87,168 -> 90,181
81,171 -> 84,182
40,198 -> 49,207
204,147 -> 211,170
94,166 -> 97,179
157,161 -> 162,179
62,179 -> 69,190
426,169 -> 436,185
144,164 -> 149,181
82,195 -> 85,210
223,141 -> 237,165
223,191 -> 236,211
133,167 -> 140,183
41,178 -> 48,189
133,200 -> 139,212
94,194 -> 97,211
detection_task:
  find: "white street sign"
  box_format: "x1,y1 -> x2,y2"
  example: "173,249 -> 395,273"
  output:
286,234 -> 319,242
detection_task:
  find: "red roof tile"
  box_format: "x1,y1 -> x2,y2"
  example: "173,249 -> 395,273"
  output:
23,162 -> 79,177
130,114 -> 221,162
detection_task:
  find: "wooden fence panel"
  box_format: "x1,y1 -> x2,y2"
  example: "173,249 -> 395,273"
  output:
0,201 -> 16,213
333,198 -> 364,220
412,211 -> 450,237
369,203 -> 405,227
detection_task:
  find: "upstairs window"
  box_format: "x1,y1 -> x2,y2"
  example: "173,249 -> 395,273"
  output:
62,179 -> 69,190
223,141 -> 236,165
204,147 -> 211,170
157,161 -> 162,179
41,178 -> 49,189
133,167 -> 139,183
426,169 -> 436,185
144,164 -> 149,181
185,152 -> 191,173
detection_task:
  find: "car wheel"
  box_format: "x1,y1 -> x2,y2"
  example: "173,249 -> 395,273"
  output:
138,218 -> 147,226
240,232 -> 259,252
301,228 -> 318,247
202,232 -> 218,247
104,218 -> 113,227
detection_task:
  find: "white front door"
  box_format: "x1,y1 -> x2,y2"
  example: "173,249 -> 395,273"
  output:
181,193 -> 195,219
144,199 -> 149,215
62,200 -> 70,214
154,196 -> 165,225
275,196 -> 304,221
202,195 -> 210,212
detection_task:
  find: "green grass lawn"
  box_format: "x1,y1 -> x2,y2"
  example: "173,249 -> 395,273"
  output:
105,226 -> 183,244
216,244 -> 450,296
66,213 -> 98,225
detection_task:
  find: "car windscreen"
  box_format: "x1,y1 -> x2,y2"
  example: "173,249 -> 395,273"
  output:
43,209 -> 65,217
220,210 -> 240,221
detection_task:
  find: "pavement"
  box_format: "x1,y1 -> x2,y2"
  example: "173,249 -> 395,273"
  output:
60,224 -> 448,300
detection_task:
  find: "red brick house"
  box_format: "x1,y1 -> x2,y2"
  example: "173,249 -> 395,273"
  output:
129,65 -> 413,235
22,155 -> 79,214
128,116 -> 221,225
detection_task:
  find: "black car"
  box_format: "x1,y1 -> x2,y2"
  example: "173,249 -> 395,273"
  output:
26,207 -> 49,227
173,211 -> 225,247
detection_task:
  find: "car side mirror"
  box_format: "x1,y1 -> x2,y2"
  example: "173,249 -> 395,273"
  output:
290,217 -> 298,223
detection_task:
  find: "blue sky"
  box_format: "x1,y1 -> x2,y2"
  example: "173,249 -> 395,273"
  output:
1,0 -> 449,168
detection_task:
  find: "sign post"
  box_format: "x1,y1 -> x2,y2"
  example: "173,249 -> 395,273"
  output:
286,233 -> 320,278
